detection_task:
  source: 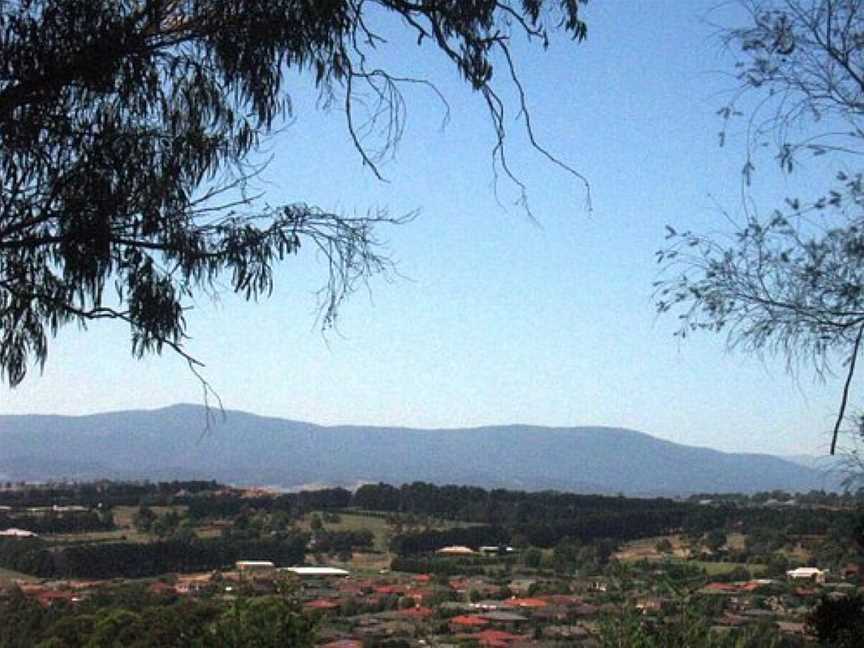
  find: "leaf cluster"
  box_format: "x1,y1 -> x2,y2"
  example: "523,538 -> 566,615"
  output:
0,0 -> 588,385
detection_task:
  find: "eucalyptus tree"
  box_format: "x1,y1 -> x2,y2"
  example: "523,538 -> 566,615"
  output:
0,0 -> 589,388
657,0 -> 864,454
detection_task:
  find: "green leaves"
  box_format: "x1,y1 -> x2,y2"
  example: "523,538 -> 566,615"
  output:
0,0 -> 586,384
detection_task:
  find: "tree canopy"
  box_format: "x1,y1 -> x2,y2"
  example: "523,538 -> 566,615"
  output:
0,0 -> 588,387
657,0 -> 864,454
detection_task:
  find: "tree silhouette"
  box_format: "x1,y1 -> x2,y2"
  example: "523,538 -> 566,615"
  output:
0,0 -> 589,388
657,0 -> 864,454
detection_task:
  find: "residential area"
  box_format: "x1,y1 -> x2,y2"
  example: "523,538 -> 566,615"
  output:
0,481 -> 862,645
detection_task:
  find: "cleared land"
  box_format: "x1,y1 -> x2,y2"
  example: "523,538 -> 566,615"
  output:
0,566 -> 36,584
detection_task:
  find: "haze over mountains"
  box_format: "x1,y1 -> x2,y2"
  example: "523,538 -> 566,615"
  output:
0,404 -> 843,495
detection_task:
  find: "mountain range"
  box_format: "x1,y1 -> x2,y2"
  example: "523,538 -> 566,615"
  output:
0,404 -> 845,495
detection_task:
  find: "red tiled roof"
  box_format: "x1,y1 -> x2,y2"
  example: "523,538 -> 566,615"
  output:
503,597 -> 548,608
413,573 -> 431,582
703,582 -> 738,592
36,591 -> 76,607
148,582 -> 177,595
305,599 -> 340,610
398,606 -> 434,619
374,585 -> 405,595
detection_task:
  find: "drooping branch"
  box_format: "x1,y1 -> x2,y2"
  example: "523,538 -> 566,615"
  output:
0,0 -> 591,387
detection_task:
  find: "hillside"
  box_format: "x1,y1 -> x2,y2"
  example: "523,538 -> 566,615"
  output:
0,404 -> 842,495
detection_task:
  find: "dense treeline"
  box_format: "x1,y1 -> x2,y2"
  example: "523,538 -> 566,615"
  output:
354,482 -> 689,524
0,510 -> 112,534
681,504 -> 863,537
390,555 -> 492,576
0,590 -> 315,648
388,509 -> 688,555
0,535 -> 307,579
187,488 -> 352,519
389,526 -> 508,555
311,529 -> 374,553
0,480 -> 223,508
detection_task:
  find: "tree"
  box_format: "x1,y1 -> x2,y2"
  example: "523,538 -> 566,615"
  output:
655,538 -> 673,554
703,529 -> 727,554
0,0 -> 589,389
807,593 -> 864,647
132,505 -> 156,533
656,0 -> 864,454
207,596 -> 316,648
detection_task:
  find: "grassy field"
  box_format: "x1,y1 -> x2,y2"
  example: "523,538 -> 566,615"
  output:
44,505 -> 193,544
693,560 -> 767,576
614,536 -> 768,577
45,529 -> 147,543
300,510 -> 482,553
301,511 -> 391,551
0,566 -> 36,585
112,505 -> 188,529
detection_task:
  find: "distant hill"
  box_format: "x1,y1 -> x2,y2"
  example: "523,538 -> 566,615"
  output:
0,404 -> 844,495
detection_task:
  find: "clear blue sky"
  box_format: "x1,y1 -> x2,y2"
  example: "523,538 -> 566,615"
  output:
1,2 -> 847,455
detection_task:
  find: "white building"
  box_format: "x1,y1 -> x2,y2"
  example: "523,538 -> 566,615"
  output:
436,545 -> 475,556
786,567 -> 827,584
235,560 -> 276,575
0,528 -> 37,538
282,566 -> 350,577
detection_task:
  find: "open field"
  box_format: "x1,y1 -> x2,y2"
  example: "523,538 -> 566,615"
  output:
300,510 -> 482,552
614,536 -> 768,576
45,529 -> 147,543
0,566 -> 36,585
614,535 -> 687,561
301,511 -> 391,551
693,560 -> 767,576
113,505 -> 188,529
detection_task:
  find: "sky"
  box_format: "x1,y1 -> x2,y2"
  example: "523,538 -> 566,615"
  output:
0,1 -> 852,456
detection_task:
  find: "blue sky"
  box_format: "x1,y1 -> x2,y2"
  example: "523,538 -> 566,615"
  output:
1,1 -> 849,455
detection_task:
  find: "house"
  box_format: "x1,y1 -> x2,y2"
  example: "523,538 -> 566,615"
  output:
148,581 -> 177,596
635,597 -> 666,615
479,545 -> 514,555
502,597 -> 548,609
542,624 -> 590,641
436,545 -> 476,556
282,566 -> 350,578
175,572 -> 216,594
479,610 -> 528,629
450,614 -> 490,631
508,578 -> 536,594
397,606 -> 434,620
36,590 -> 78,608
587,579 -> 608,593
303,598 -> 340,612
235,560 -> 276,576
786,567 -> 826,584
0,528 -> 37,538
842,563 -> 863,581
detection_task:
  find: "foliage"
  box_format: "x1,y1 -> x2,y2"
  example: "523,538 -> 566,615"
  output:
807,592 -> 864,646
0,589 -> 312,648
0,0 -> 589,386
656,0 -> 864,454
206,596 -> 315,648
598,602 -> 785,648
0,534 -> 307,579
